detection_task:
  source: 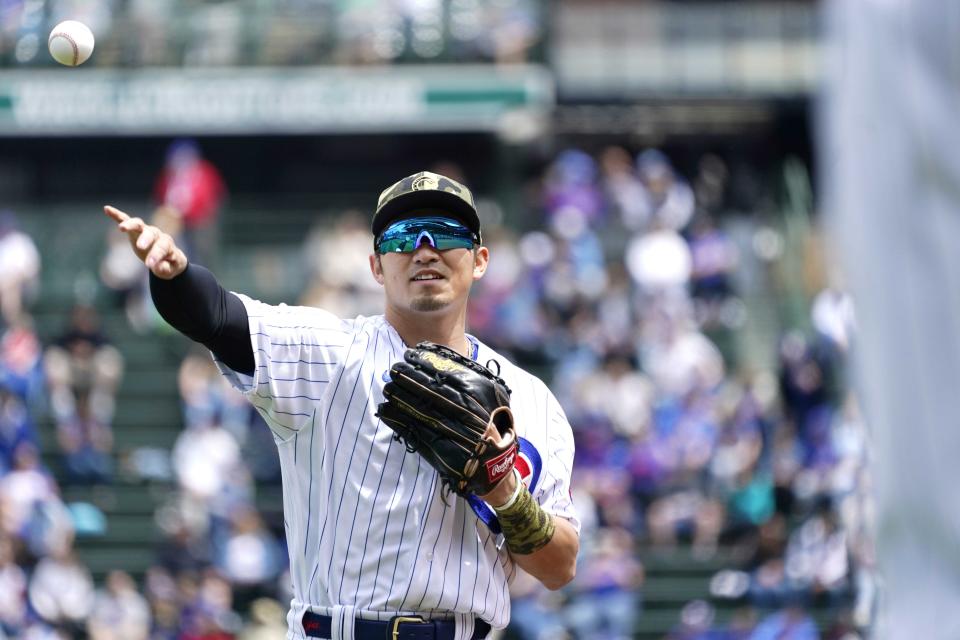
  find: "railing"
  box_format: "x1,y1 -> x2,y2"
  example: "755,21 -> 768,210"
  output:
2,1 -> 818,97
553,0 -> 819,96
0,0 -> 546,68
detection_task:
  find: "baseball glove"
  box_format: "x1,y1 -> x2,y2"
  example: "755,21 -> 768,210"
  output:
376,341 -> 517,498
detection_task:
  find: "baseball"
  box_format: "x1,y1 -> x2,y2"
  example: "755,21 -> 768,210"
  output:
48,20 -> 95,67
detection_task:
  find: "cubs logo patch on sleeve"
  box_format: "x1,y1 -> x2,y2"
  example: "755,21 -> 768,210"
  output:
468,437 -> 543,534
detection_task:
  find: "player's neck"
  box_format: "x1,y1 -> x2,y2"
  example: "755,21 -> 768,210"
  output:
385,306 -> 470,357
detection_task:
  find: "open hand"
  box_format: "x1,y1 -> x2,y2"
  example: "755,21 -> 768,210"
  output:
103,205 -> 188,280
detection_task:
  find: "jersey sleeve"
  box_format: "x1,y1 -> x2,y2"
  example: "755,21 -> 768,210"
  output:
214,293 -> 353,439
532,385 -> 581,534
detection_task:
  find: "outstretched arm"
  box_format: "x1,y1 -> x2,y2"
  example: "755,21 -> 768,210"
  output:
103,206 -> 255,375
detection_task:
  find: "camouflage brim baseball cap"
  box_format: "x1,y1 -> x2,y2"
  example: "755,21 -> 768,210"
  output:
372,171 -> 481,243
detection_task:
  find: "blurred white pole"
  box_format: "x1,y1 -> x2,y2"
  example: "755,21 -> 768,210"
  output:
824,1 -> 960,637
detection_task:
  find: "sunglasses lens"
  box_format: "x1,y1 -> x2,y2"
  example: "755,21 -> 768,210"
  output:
378,236 -> 415,253
377,217 -> 476,254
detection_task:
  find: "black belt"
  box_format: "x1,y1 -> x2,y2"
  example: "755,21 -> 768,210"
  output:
301,611 -> 491,640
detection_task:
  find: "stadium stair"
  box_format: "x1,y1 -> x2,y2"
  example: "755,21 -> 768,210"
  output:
23,206 -> 186,582
24,204 -> 295,583
635,546 -> 841,638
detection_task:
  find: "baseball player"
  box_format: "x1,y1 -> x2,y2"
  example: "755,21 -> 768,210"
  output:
104,171 -> 580,640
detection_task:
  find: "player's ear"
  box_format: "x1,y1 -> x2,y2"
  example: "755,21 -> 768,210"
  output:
369,254 -> 385,285
472,246 -> 489,280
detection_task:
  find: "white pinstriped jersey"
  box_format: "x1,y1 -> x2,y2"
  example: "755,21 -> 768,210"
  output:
215,295 -> 579,639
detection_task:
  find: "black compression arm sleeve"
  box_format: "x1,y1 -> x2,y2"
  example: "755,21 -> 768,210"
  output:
149,264 -> 255,375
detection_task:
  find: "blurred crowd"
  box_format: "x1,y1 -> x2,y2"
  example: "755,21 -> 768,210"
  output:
0,141 -> 874,639
0,207 -> 134,637
491,148 -> 870,640
0,0 -> 542,68
0,140 -> 292,638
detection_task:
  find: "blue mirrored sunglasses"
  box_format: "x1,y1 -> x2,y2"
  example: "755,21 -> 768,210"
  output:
375,216 -> 478,254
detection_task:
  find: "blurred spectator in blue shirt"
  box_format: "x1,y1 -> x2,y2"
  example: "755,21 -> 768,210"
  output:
214,505 -> 284,613
0,443 -> 58,542
0,321 -> 44,407
563,526 -> 644,640
600,146 -> 651,233
55,392 -> 113,485
176,570 -> 237,640
687,213 -> 739,329
178,349 -> 249,440
749,605 -> 818,640
543,150 -> 604,227
143,565 -> 180,640
0,385 -> 36,474
636,150 -> 696,232
666,600 -> 723,640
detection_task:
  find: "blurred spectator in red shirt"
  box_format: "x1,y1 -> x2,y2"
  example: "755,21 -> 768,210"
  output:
153,140 -> 226,266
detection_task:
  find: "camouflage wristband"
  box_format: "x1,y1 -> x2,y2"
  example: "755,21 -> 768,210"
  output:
493,480 -> 556,555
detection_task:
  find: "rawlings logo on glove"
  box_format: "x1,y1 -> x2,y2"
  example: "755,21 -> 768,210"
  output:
376,341 -> 517,498
485,443 -> 516,484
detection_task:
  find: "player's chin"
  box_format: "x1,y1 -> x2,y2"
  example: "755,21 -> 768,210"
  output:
410,295 -> 450,313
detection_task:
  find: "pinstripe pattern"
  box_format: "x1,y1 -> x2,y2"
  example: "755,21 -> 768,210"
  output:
213,294 -> 579,639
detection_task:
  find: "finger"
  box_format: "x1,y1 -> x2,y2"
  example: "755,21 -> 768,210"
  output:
103,205 -> 130,224
135,226 -> 159,251
145,236 -> 174,268
118,217 -> 146,234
